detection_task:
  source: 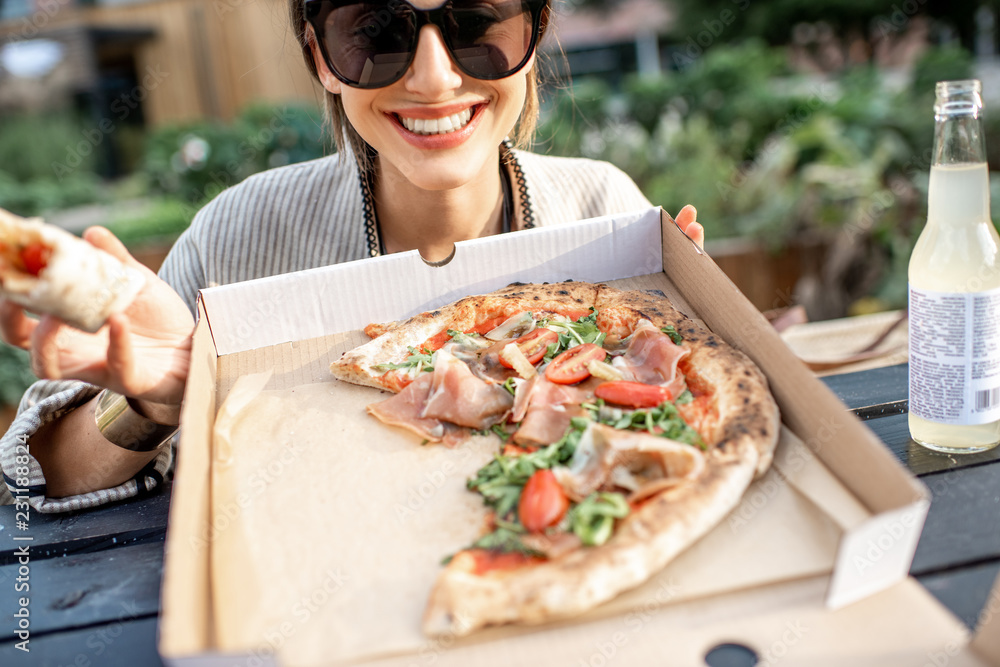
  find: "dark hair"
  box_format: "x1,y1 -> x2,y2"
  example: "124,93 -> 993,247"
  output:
289,0 -> 550,169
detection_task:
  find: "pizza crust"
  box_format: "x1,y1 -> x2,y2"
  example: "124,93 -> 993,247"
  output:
330,281 -> 780,637
330,281 -> 602,390
424,438 -> 760,636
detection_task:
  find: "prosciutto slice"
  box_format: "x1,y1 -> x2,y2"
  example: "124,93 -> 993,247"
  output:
553,423 -> 704,502
421,350 -> 513,429
367,373 -> 446,441
612,319 -> 689,398
367,350 -> 513,440
512,378 -> 590,446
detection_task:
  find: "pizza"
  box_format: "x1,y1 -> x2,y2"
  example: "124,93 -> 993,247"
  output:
0,208 -> 144,332
329,281 -> 779,637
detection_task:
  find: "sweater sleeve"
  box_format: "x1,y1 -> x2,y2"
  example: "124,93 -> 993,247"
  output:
0,379 -> 174,512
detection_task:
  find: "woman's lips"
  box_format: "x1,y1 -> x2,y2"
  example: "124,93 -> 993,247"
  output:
388,103 -> 486,150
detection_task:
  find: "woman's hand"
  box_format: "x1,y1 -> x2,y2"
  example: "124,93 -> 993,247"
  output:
674,205 -> 704,248
0,226 -> 194,411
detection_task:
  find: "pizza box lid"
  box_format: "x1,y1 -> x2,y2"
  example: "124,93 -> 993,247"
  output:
158,206 -> 1000,666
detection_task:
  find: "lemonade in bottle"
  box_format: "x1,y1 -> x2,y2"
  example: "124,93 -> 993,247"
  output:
909,79 -> 1000,453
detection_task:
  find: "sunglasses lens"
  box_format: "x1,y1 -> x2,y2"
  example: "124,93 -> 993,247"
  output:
321,2 -> 416,87
311,0 -> 539,87
446,0 -> 536,78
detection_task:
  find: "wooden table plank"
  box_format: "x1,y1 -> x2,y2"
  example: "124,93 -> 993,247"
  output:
912,463 -> 1000,575
823,364 -> 1000,475
0,541 -> 163,643
917,559 -> 1000,631
0,616 -> 162,667
0,483 -> 170,566
821,363 -> 910,410
864,414 -> 1000,476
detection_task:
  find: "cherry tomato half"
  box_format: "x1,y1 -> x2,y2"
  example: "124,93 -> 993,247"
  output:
19,242 -> 50,277
518,469 -> 569,533
498,328 -> 559,369
594,381 -> 675,409
544,343 -> 606,384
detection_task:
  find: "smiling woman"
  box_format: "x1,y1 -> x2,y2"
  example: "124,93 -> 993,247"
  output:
0,0 -> 701,513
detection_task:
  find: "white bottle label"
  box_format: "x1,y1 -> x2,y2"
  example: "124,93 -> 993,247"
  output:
909,285 -> 1000,425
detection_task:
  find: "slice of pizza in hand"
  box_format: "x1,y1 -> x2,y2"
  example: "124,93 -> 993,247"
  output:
329,282 -> 780,636
0,208 -> 144,333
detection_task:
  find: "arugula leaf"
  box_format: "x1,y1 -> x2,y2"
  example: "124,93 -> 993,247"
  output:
675,389 -> 694,405
372,346 -> 434,373
660,325 -> 684,345
543,308 -> 606,362
442,524 -> 544,564
502,377 -> 518,396
467,420 -> 587,520
582,397 -> 703,448
569,492 -> 630,546
470,526 -> 541,554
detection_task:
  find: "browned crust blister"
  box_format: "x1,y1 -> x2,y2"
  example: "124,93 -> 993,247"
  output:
329,282 -> 780,637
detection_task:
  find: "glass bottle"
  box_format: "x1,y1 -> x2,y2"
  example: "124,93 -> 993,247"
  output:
908,79 -> 1000,453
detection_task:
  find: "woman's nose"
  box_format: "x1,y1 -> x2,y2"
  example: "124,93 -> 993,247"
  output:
403,25 -> 464,97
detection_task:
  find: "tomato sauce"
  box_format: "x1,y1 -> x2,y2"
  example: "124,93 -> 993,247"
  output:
677,394 -> 717,441
383,370 -> 413,393
419,329 -> 453,352
466,549 -> 544,575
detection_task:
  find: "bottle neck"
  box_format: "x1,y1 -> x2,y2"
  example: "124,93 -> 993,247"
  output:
933,113 -> 987,166
929,81 -> 990,226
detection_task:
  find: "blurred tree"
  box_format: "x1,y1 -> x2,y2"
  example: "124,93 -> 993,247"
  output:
587,0 -> 996,53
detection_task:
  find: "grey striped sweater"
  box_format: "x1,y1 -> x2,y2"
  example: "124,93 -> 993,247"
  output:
0,150 -> 651,511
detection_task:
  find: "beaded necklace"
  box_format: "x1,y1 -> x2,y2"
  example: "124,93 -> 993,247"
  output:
359,140 -> 535,258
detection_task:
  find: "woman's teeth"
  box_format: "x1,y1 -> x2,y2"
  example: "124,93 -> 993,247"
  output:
399,108 -> 473,135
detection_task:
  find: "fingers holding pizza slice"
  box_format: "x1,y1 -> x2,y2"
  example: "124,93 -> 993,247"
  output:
0,208 -> 144,333
328,281 -> 779,637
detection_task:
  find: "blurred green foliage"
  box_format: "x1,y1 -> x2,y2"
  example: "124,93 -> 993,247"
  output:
666,0 -> 983,52
143,103 -> 332,206
910,46 -> 975,100
537,41 -> 990,316
104,195 -> 198,247
0,112 -> 105,217
0,345 -> 36,407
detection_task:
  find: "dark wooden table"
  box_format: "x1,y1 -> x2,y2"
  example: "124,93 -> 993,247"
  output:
1,363 -> 998,666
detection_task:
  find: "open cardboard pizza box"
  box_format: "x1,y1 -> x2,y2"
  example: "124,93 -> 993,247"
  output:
158,207 -> 1000,666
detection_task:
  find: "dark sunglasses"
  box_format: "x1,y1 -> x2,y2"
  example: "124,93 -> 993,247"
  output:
305,0 -> 548,89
